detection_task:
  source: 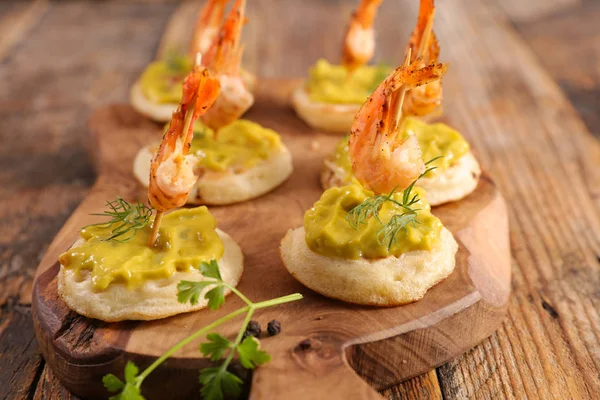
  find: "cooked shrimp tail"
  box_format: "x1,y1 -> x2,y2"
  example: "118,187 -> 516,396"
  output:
148,58 -> 221,213
403,0 -> 444,117
348,58 -> 448,194
201,0 -> 254,130
408,0 -> 439,63
342,0 -> 383,72
189,0 -> 229,57
204,0 -> 246,75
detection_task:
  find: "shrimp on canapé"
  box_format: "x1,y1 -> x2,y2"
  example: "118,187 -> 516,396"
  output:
342,0 -> 383,72
148,59 -> 221,212
403,0 -> 443,117
188,0 -> 229,57
200,0 -> 253,130
348,56 -> 447,194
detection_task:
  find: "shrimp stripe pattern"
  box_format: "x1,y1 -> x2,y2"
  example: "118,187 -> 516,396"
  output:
349,59 -> 448,195
407,0 -> 439,64
148,66 -> 221,212
200,0 -> 254,130
403,0 -> 443,117
342,0 -> 383,72
189,0 -> 229,57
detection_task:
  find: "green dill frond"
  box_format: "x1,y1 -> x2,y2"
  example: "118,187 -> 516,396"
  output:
85,197 -> 153,242
377,211 -> 420,250
346,156 -> 442,250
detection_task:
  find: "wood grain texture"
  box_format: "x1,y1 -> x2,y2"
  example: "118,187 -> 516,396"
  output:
0,0 -> 599,399
32,81 -> 510,398
0,0 -> 49,62
513,0 -> 600,138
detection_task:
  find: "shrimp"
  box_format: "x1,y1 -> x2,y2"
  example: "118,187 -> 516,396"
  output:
342,0 -> 383,72
148,60 -> 221,213
200,0 -> 254,130
188,0 -> 229,57
348,57 -> 448,194
403,0 -> 443,117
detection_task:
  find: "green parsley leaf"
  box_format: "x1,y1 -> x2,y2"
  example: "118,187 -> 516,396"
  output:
199,367 -> 244,400
176,280 -> 214,305
177,260 -> 227,310
124,361 -> 139,383
236,337 -> 271,369
205,285 -> 226,311
103,374 -> 124,392
200,333 -> 233,361
104,361 -> 145,400
199,259 -> 223,281
109,384 -> 145,400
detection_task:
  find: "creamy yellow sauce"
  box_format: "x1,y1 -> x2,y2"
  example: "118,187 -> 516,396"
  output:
304,183 -> 442,259
139,55 -> 192,104
187,119 -> 282,172
306,59 -> 391,104
59,207 -> 224,291
331,117 -> 470,181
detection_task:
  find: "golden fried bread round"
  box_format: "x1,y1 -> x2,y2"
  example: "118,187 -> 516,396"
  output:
130,69 -> 257,122
133,144 -> 293,205
280,226 -> 457,306
321,152 -> 481,206
291,86 -> 359,134
58,229 -> 243,322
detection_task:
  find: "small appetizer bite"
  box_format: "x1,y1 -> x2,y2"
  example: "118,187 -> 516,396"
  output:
321,0 -> 481,205
320,119 -> 480,206
291,0 -> 392,133
281,58 -> 458,306
130,0 -> 256,122
134,0 -> 292,206
59,63 -> 244,322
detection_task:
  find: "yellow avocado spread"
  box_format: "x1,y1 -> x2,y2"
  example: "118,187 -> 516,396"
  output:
306,59 -> 391,104
188,119 -> 282,172
304,183 -> 442,259
58,207 -> 224,291
139,55 -> 192,104
331,117 -> 470,181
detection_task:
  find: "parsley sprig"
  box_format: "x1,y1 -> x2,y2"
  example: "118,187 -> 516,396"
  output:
346,156 -> 442,250
84,197 -> 153,243
103,260 -> 302,400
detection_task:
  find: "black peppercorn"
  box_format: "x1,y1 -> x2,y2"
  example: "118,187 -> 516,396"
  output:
242,320 -> 261,339
267,320 -> 281,336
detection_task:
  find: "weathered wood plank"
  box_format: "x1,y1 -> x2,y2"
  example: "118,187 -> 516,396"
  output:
494,0 -> 580,22
0,0 -> 49,62
0,307 -> 45,400
380,371 -> 443,400
512,0 -> 600,138
425,0 -> 600,398
0,0 -> 599,398
0,1 -> 177,399
33,367 -> 79,400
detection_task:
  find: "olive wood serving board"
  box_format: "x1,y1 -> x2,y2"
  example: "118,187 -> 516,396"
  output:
32,80 -> 511,400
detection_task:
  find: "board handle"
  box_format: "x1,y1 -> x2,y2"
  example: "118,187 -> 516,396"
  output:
249,335 -> 383,400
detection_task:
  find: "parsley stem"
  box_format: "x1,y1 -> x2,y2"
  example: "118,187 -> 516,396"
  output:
252,293 -> 303,309
223,283 -> 253,306
135,305 -> 250,386
134,293 -> 302,388
218,307 -> 256,376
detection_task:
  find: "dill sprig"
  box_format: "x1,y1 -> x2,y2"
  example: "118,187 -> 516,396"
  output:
346,156 -> 442,250
85,197 -> 153,243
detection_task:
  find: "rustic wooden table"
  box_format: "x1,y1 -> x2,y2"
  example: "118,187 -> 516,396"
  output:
1,0 -> 598,399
